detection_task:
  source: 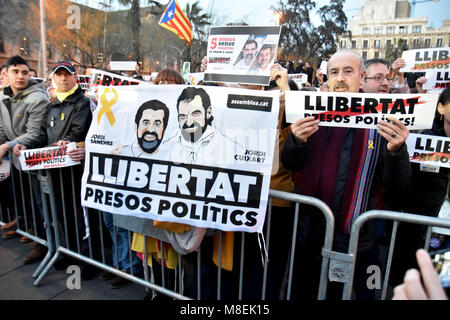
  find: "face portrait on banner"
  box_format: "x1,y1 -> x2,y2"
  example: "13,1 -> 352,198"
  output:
135,100 -> 170,155
247,44 -> 275,76
176,87 -> 213,143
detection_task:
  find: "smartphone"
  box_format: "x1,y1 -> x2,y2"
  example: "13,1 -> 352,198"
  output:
430,249 -> 450,292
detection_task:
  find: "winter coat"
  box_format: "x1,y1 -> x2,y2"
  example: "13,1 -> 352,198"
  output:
0,79 -> 49,169
281,126 -> 411,253
32,86 -> 92,147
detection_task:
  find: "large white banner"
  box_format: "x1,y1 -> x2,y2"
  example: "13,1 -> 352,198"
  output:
81,85 -> 280,233
204,26 -> 281,86
285,91 -> 439,130
406,133 -> 450,169
400,47 -> 450,73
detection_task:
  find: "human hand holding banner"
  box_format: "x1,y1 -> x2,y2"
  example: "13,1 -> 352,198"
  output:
285,91 -> 439,130
19,142 -> 80,171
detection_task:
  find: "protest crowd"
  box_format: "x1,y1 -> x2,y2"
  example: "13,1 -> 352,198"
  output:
0,7 -> 449,302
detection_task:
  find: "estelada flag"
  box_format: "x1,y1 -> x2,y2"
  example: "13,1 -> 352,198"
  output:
159,0 -> 193,46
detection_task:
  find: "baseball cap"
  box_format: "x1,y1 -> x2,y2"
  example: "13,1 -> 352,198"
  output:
52,61 -> 76,74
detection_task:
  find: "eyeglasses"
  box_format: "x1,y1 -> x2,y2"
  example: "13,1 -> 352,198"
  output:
365,75 -> 393,83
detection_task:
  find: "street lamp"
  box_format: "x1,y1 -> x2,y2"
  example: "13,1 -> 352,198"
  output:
273,10 -> 282,26
39,0 -> 48,78
99,2 -> 111,66
410,0 -> 440,17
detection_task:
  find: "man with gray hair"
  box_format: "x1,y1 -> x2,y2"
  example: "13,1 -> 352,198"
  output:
234,39 -> 258,68
281,50 -> 412,299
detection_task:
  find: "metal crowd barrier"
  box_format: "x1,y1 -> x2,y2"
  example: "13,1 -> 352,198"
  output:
5,163 -> 449,301
341,210 -> 450,300
1,162 -> 340,300
0,160 -> 55,280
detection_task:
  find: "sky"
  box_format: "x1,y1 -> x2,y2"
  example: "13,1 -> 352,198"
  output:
74,0 -> 449,28
176,0 -> 449,28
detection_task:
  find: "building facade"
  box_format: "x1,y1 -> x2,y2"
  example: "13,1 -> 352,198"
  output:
338,0 -> 450,61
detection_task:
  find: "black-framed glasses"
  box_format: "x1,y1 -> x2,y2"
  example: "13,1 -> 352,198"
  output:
365,75 -> 393,83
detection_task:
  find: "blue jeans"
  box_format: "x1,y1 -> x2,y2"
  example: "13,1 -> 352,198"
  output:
102,212 -> 142,275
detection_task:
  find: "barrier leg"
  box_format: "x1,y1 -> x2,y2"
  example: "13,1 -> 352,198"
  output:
32,172 -> 57,279
33,170 -> 63,286
33,252 -> 61,286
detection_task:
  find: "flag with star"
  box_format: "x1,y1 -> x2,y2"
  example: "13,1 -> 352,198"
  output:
159,0 -> 193,46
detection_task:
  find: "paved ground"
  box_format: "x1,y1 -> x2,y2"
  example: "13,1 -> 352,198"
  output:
0,235 -> 147,300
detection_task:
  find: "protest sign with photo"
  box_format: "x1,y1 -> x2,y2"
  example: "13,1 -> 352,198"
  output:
285,91 -> 439,130
81,85 -> 280,233
204,25 -> 281,86
19,143 -> 80,171
423,70 -> 450,91
406,133 -> 450,169
400,47 -> 450,73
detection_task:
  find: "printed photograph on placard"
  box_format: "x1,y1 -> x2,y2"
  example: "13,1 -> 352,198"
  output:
204,26 -> 281,86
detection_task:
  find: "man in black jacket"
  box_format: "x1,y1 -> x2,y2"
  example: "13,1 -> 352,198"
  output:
14,61 -> 97,278
282,50 -> 412,299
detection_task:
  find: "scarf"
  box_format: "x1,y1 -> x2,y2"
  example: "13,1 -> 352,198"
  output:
55,84 -> 78,103
296,126 -> 381,234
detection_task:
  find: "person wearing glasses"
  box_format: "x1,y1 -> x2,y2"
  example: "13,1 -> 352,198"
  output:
282,50 -> 412,300
363,59 -> 394,94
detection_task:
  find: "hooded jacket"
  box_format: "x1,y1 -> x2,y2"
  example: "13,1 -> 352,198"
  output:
0,78 -> 49,169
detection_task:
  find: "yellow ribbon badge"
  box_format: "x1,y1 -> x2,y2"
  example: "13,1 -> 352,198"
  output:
98,88 -> 119,126
368,140 -> 374,150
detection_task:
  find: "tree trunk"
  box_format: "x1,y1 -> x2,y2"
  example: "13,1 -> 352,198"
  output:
131,0 -> 141,62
